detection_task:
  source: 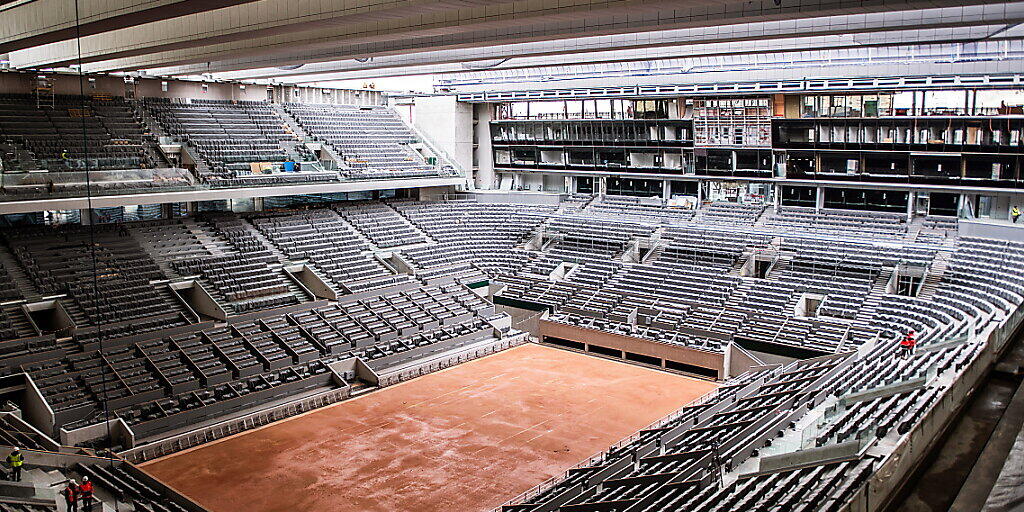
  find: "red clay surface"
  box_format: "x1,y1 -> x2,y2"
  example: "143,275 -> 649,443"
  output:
142,343 -> 717,512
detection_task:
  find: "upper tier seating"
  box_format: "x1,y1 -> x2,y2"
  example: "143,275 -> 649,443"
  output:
698,201 -> 766,225
144,98 -> 305,181
0,94 -> 155,172
585,195 -> 695,225
766,206 -> 908,237
284,104 -> 443,179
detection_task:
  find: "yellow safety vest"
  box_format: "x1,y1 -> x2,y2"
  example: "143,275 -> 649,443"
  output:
7,453 -> 23,467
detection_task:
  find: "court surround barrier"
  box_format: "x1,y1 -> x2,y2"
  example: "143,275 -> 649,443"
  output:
118,387 -> 350,464
376,333 -> 530,388
119,334 -> 529,463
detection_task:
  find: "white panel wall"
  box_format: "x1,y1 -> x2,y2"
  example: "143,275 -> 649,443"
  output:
408,95 -> 474,177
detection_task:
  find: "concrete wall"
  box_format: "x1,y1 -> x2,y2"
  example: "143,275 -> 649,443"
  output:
540,319 -> 724,377
961,220 -> 1024,242
474,103 -> 495,189
406,95 -> 474,175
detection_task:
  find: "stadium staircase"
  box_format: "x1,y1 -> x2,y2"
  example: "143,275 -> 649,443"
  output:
906,216 -> 926,241
766,251 -> 794,278
273,103 -> 346,170
0,245 -> 42,300
918,250 -> 953,299
853,269 -> 894,326
136,103 -> 167,138
180,218 -> 227,256
2,304 -> 36,338
752,207 -> 773,227
240,218 -> 289,263
383,202 -> 436,244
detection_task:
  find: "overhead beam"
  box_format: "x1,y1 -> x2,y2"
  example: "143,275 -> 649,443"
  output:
0,0 -> 260,55
193,4 -> 1024,83
10,0 -> 1003,74
269,28 -> 1024,84
8,0 -> 511,69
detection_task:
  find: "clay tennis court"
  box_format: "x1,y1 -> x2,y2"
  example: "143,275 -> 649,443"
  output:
142,343 -> 717,512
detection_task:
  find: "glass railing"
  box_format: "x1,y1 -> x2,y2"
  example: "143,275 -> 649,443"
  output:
0,168 -> 199,201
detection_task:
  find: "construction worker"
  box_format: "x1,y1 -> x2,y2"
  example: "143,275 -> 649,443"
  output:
899,329 -> 917,359
78,476 -> 94,512
1013,206 -> 1021,224
5,447 -> 23,482
62,479 -> 79,512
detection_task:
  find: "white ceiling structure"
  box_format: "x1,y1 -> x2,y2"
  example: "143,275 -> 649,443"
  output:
1,0 -> 1023,92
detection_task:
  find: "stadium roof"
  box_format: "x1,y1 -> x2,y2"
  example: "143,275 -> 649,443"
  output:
2,0 -> 1022,90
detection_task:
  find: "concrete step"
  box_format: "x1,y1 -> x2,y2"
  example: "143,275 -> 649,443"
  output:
239,219 -> 289,263
382,202 -> 436,244
0,245 -> 43,300
3,303 -> 38,338
181,218 -> 226,256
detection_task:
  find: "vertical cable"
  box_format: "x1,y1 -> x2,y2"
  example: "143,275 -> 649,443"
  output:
71,1 -> 119,510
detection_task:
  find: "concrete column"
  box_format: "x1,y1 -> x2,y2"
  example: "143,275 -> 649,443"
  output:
662,180 -> 671,201
815,186 -> 825,211
598,176 -> 608,196
474,103 -> 495,190
906,191 -> 915,221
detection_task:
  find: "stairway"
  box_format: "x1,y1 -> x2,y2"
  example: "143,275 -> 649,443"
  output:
766,252 -> 794,279
918,251 -> 952,299
135,102 -> 168,139
725,278 -> 756,306
332,214 -> 378,251
3,304 -> 38,338
867,268 -> 892,296
730,250 -> 752,276
753,207 -> 774,228
282,270 -> 314,303
180,218 -> 227,257
850,269 -> 895,327
239,219 -> 289,263
382,202 -> 436,244
61,299 -> 88,328
640,243 -> 665,264
273,104 -> 346,171
271,104 -> 310,141
905,217 -> 926,241
0,245 -> 43,301
130,231 -> 183,279
155,285 -> 190,321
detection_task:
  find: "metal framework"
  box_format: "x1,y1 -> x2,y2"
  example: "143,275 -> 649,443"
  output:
455,73 -> 1024,103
